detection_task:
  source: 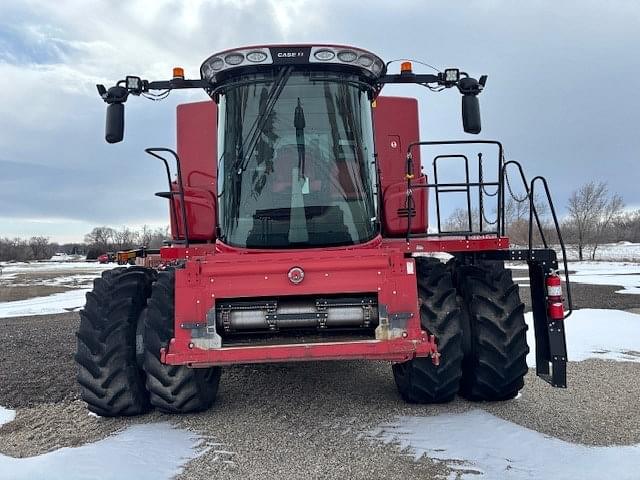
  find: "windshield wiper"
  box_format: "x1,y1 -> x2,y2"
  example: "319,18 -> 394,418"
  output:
233,66 -> 294,176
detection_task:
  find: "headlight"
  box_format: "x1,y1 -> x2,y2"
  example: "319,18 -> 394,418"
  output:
225,53 -> 244,65
357,55 -> 374,67
337,50 -> 358,62
246,51 -> 268,63
314,49 -> 335,61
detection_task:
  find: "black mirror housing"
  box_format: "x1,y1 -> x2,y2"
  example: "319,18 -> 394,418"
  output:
462,94 -> 481,134
105,103 -> 125,143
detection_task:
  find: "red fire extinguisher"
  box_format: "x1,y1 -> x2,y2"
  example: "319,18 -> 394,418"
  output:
546,272 -> 565,320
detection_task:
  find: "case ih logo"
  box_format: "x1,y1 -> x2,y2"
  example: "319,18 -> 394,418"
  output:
277,52 -> 304,58
270,47 -> 311,64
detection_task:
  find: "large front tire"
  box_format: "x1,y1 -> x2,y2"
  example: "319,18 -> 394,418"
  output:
75,267 -> 156,416
142,269 -> 221,414
392,258 -> 464,403
452,259 -> 529,401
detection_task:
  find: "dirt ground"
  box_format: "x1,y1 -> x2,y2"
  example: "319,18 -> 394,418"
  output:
0,285 -> 71,302
0,279 -> 639,478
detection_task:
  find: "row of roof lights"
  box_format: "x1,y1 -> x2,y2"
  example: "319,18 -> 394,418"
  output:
202,46 -> 385,81
313,49 -> 376,69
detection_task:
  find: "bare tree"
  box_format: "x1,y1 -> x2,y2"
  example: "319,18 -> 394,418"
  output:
442,207 -> 479,232
84,226 -> 115,252
503,195 -> 550,246
113,226 -> 137,250
566,181 -> 624,261
28,236 -> 52,260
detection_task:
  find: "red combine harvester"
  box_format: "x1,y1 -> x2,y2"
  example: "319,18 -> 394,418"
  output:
77,44 -> 571,416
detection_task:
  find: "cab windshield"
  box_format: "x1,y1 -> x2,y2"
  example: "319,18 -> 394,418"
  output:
217,70 -> 378,248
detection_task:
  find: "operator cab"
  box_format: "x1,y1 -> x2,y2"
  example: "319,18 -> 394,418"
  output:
202,45 -> 385,249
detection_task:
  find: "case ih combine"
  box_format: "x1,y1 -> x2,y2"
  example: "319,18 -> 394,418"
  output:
77,44 -> 571,416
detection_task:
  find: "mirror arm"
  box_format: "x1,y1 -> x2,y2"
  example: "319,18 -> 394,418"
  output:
146,78 -> 209,90
97,77 -> 209,104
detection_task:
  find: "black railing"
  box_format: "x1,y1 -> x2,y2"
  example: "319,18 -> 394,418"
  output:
399,140 -> 572,318
145,147 -> 190,246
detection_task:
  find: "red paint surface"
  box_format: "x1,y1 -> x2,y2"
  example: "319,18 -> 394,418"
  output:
171,101 -> 218,241
156,96 -> 511,366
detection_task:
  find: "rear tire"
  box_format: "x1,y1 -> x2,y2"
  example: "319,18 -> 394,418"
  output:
451,259 -> 529,401
75,267 -> 156,416
392,257 -> 464,403
142,269 -> 221,414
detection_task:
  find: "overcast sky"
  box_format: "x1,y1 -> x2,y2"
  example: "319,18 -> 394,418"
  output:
1,0 -> 638,243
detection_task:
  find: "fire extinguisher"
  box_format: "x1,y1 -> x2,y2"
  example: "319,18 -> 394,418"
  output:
546,272 -> 565,320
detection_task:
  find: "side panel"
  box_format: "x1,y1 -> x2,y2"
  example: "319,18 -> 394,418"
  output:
373,96 -> 427,236
176,101 -> 218,190
373,96 -> 421,189
172,101 -> 218,241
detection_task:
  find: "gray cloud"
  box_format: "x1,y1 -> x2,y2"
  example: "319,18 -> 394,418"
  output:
1,0 -> 639,242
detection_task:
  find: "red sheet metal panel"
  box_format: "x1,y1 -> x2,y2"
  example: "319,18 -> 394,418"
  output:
373,96 -> 421,189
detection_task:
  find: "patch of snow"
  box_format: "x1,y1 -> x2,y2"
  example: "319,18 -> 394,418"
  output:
0,423 -> 205,480
0,406 -> 15,427
568,261 -> 640,295
526,309 -> 640,366
0,262 -> 111,276
369,409 -> 640,480
565,242 -> 640,262
0,289 -> 89,318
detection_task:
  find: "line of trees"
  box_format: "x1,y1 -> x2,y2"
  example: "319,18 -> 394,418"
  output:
0,225 -> 170,262
84,225 -> 170,259
444,180 -> 634,261
0,236 -> 61,262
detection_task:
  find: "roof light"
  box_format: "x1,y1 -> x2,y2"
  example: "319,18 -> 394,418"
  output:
225,53 -> 244,65
400,61 -> 413,73
337,50 -> 357,62
172,67 -> 185,79
209,58 -> 224,71
125,75 -> 142,94
357,55 -> 374,67
246,51 -> 268,62
314,49 -> 335,61
444,68 -> 460,83
371,60 -> 383,75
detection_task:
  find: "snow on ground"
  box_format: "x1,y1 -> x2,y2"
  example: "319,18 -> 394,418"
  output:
566,242 -> 640,262
526,309 -> 640,365
568,262 -> 640,294
0,406 -> 15,427
0,289 -> 90,318
0,261 -> 111,281
369,409 -> 640,480
508,260 -> 640,294
0,418 -> 205,480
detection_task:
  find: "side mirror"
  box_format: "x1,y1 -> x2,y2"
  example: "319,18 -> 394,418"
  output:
105,103 -> 125,143
462,94 -> 481,134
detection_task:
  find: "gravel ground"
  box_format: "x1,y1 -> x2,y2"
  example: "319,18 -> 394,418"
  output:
0,280 -> 639,479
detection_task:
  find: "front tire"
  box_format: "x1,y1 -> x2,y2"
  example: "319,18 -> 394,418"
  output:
75,267 -> 156,416
392,257 -> 464,403
452,259 -> 529,401
142,269 -> 221,414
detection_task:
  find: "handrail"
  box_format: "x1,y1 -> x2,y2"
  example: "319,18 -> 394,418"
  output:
404,140 -> 504,239
145,148 -> 190,247
529,176 -> 573,319
501,160 -> 548,247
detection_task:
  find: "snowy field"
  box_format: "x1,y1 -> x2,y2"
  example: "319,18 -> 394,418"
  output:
370,410 -> 640,480
1,258 -> 640,478
0,261 -> 111,318
564,241 -> 640,262
0,412 -> 205,480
